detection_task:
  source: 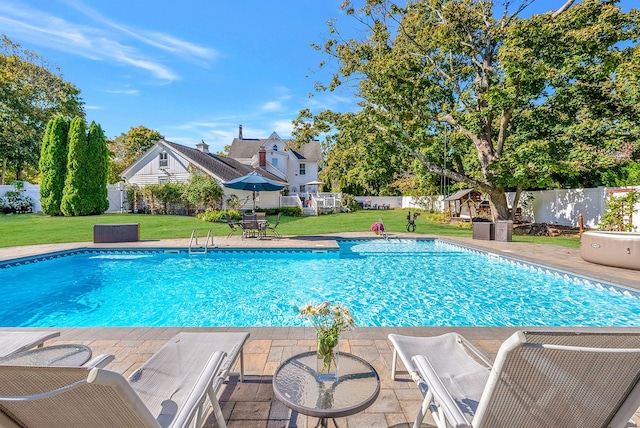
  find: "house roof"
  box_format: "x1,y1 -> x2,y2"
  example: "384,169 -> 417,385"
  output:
227,137 -> 322,162
157,140 -> 284,183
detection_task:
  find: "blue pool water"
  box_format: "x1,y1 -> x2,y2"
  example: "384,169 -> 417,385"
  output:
1,239 -> 639,327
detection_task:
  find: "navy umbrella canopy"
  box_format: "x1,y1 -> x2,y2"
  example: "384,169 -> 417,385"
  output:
223,171 -> 285,212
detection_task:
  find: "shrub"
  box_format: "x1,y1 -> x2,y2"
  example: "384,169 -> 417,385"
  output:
199,209 -> 242,222
198,209 -> 224,222
0,192 -> 34,214
226,209 -> 242,221
280,206 -> 303,217
86,121 -> 109,214
598,190 -> 639,232
182,172 -> 224,214
341,193 -> 358,212
39,116 -> 69,216
61,117 -> 92,216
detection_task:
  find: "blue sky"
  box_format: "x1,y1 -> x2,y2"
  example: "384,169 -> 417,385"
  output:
1,0 -> 635,153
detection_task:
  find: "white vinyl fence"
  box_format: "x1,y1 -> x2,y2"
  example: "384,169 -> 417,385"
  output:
0,182 -> 126,213
508,186 -> 640,230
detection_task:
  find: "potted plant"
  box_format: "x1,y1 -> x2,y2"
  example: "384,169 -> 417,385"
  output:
299,301 -> 355,381
370,222 -> 384,235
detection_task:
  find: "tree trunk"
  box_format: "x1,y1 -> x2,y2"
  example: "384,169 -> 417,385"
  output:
1,158 -> 6,185
486,188 -> 510,220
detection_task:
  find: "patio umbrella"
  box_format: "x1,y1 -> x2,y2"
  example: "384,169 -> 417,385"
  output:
223,171 -> 285,212
304,180 -> 325,193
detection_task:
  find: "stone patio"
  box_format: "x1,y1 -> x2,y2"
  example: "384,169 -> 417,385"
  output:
1,232 -> 639,426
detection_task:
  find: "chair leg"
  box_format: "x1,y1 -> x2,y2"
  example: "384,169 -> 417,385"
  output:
414,391 -> 433,428
207,388 -> 228,428
391,349 -> 398,380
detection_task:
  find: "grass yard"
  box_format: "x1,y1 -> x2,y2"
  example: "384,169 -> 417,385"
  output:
0,209 -> 581,248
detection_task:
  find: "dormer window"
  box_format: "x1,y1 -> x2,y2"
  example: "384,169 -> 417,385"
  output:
159,152 -> 168,168
272,144 -> 278,151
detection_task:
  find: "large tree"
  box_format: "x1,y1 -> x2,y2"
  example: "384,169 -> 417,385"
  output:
61,118 -> 91,216
0,36 -> 84,182
86,121 -> 109,214
294,0 -> 640,219
107,125 -> 163,183
39,116 -> 69,215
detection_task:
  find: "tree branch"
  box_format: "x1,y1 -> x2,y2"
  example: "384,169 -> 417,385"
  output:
551,0 -> 575,19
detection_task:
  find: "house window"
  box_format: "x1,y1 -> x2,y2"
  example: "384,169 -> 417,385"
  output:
159,152 -> 168,168
158,176 -> 169,184
299,163 -> 306,175
272,144 -> 278,151
272,158 -> 278,167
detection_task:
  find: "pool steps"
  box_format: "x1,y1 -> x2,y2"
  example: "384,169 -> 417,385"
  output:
188,230 -> 214,255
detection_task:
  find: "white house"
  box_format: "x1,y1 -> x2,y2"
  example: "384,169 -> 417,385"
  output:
227,125 -> 322,196
120,139 -> 286,211
121,128 -> 323,212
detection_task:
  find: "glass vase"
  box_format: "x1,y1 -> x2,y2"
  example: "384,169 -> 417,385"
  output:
316,332 -> 339,382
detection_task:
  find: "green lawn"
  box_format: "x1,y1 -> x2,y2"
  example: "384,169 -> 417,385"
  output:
0,210 -> 581,248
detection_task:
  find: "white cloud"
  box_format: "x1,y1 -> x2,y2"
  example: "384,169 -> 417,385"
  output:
262,101 -> 282,111
105,89 -> 140,95
0,0 -> 216,82
273,120 -> 294,137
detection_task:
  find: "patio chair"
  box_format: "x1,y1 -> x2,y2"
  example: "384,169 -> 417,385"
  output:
240,213 -> 259,239
0,331 -> 250,428
265,212 -> 282,238
389,331 -> 640,428
225,213 -> 240,238
0,330 -> 60,358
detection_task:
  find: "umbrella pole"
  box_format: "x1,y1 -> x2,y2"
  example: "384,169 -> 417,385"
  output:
253,191 -> 256,213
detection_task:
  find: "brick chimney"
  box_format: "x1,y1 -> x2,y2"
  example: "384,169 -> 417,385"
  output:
195,140 -> 209,154
239,124 -> 243,140
258,146 -> 266,168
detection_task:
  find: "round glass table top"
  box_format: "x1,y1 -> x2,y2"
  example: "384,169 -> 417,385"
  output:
0,344 -> 92,367
272,351 -> 380,418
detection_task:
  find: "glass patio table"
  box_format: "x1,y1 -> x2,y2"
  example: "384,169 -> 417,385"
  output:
273,351 -> 380,428
0,344 -> 91,367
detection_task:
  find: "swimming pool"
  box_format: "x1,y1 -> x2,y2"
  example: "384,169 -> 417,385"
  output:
1,239 -> 639,327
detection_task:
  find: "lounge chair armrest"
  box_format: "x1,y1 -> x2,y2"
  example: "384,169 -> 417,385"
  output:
170,350 -> 227,428
83,354 -> 115,368
412,355 -> 472,428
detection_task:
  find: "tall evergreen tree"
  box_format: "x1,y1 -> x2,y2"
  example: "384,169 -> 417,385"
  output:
61,117 -> 91,216
87,121 -> 109,214
39,116 -> 69,215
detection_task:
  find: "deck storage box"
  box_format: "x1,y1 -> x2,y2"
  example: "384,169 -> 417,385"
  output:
93,223 -> 139,243
495,220 -> 513,242
472,220 -> 495,240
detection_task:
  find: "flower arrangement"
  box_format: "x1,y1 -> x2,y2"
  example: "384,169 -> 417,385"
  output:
299,302 -> 355,376
370,222 -> 385,234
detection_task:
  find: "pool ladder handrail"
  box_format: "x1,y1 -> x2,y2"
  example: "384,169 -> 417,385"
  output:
379,217 -> 388,241
189,230 -> 214,254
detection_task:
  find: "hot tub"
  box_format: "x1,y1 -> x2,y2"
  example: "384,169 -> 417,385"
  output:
580,231 -> 640,271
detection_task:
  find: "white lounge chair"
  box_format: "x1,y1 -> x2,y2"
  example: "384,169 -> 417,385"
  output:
389,331 -> 640,428
0,330 -> 60,358
0,331 -> 250,428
